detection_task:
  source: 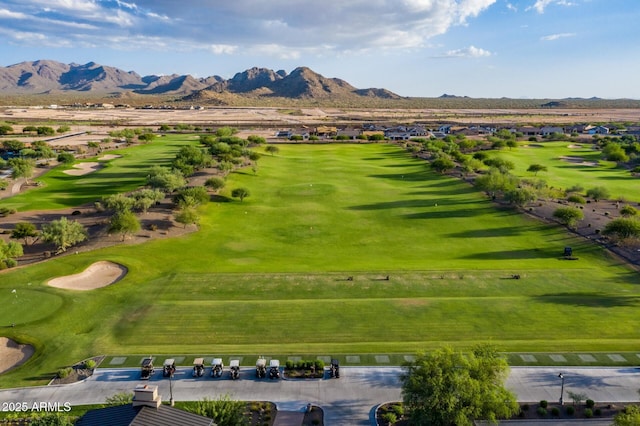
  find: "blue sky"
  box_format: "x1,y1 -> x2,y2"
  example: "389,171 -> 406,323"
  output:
0,0 -> 638,98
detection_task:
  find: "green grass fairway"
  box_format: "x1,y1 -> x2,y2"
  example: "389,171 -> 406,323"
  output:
0,135 -> 196,211
488,141 -> 638,201
1,142 -> 639,387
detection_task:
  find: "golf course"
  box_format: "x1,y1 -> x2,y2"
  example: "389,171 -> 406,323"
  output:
1,138 -> 639,388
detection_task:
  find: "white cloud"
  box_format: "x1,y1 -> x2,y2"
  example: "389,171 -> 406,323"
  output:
439,45 -> 493,58
541,32 -> 576,41
528,0 -> 577,14
506,2 -> 517,12
209,44 -> 237,55
0,8 -> 28,19
0,0 -> 499,58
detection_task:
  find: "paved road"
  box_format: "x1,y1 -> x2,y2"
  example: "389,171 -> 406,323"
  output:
1,367 -> 639,425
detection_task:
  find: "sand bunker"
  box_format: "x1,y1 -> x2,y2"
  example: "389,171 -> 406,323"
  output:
0,337 -> 34,374
47,261 -> 127,291
98,154 -> 122,161
567,144 -> 583,149
63,162 -> 102,176
559,156 -> 598,166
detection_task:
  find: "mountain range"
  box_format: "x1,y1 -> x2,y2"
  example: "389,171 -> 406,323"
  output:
0,60 -> 401,101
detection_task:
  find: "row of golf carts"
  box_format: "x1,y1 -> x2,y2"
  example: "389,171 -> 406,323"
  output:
141,357 -> 339,380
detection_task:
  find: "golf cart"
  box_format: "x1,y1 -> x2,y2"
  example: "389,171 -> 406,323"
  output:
140,357 -> 154,380
330,358 -> 340,378
162,359 -> 176,378
211,358 -> 224,378
229,359 -> 240,380
192,358 -> 205,377
269,359 -> 280,379
255,357 -> 267,378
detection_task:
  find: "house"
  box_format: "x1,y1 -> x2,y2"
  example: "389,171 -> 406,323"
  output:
336,128 -> 362,140
275,130 -> 292,138
76,385 -> 214,426
587,125 -> 610,135
513,127 -> 541,136
438,125 -> 452,134
540,126 -> 564,136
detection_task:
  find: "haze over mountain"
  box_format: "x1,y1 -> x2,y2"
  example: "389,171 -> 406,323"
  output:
0,60 -> 400,101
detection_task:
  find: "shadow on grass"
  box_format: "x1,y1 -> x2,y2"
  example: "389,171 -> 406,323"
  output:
447,225 -> 548,238
459,247 -> 558,260
532,292 -> 640,308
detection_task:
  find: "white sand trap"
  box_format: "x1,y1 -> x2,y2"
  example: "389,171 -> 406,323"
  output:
567,144 -> 582,149
63,162 -> 102,176
98,154 -> 122,161
559,156 -> 598,166
0,337 -> 35,374
47,261 -> 127,291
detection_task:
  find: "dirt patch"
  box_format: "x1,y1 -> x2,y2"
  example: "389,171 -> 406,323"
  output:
0,337 -> 35,374
47,261 -> 127,290
63,162 -> 102,176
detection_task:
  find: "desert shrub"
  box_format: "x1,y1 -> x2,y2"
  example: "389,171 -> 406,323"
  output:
586,399 -> 595,409
392,404 -> 404,417
620,205 -> 638,217
382,412 -> 397,424
566,406 -> 575,416
85,359 -> 96,369
584,408 -> 593,418
594,408 -> 602,416
536,407 -> 547,417
539,400 -> 548,408
551,407 -> 560,416
314,359 -> 325,370
57,367 -> 73,378
566,184 -> 584,193
285,360 -> 294,370
567,194 -> 586,204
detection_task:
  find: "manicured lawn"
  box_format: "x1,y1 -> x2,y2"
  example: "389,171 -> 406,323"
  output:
0,135 -> 196,211
487,141 -> 638,201
1,142 -> 638,388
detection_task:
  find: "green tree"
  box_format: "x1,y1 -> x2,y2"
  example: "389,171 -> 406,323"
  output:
56,125 -> 71,134
527,164 -> 548,176
22,125 -> 37,134
504,187 -> 537,207
109,210 -> 141,241
11,222 -> 39,245
265,145 -> 280,156
57,153 -> 75,164
431,156 -> 456,174
174,207 -> 200,228
131,188 -> 165,213
103,193 -> 135,213
174,186 -> 209,208
586,186 -> 610,201
36,126 -> 55,136
2,140 -> 25,151
8,158 -> 35,184
231,187 -> 250,202
41,217 -> 87,254
553,207 -> 584,229
474,168 -> 518,198
603,218 -> 640,240
602,143 -> 629,162
614,405 -> 640,426
0,124 -> 14,135
0,240 -> 23,269
146,166 -> 187,193
215,126 -> 238,137
247,134 -> 266,145
401,344 -> 518,426
205,177 -> 226,191
506,140 -> 518,150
